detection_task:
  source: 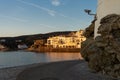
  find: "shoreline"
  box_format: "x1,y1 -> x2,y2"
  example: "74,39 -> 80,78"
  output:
28,47 -> 81,53
0,60 -> 112,80
0,60 -> 80,80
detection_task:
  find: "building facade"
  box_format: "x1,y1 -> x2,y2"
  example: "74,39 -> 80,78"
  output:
95,0 -> 120,38
0,44 -> 5,49
46,30 -> 86,48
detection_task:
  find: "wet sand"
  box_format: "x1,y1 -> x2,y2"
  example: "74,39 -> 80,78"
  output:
0,60 -> 114,80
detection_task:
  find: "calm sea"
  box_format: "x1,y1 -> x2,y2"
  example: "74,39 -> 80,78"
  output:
0,51 -> 82,68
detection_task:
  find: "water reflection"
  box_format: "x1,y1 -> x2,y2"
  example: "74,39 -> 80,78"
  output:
0,51 -> 82,68
45,52 -> 83,62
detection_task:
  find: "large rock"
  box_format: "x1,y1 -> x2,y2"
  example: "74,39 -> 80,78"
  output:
81,14 -> 120,78
83,20 -> 95,38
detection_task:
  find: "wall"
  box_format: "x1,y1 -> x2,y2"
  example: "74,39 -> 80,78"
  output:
95,0 -> 120,38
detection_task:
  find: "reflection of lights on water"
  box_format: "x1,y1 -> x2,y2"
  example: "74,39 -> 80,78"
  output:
45,52 -> 83,61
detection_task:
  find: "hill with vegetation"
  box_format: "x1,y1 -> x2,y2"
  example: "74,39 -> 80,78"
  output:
0,31 -> 75,50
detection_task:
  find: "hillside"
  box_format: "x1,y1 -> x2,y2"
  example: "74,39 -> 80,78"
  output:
0,31 -> 75,50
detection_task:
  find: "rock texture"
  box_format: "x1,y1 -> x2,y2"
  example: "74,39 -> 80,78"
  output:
81,14 -> 120,78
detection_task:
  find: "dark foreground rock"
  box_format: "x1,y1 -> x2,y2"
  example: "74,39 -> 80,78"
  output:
81,14 -> 120,78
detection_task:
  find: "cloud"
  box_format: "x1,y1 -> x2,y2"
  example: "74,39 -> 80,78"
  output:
16,0 -> 79,21
0,14 -> 27,22
17,0 -> 56,16
47,10 -> 56,16
51,0 -> 61,6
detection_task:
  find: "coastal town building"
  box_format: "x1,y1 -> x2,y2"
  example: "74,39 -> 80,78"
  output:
46,30 -> 86,48
0,44 -> 5,49
17,44 -> 28,49
95,0 -> 120,38
0,44 -> 8,51
29,30 -> 86,52
0,39 -> 6,50
29,39 -> 47,50
34,39 -> 46,46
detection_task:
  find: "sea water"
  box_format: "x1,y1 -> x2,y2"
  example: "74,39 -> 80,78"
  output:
0,51 -> 82,68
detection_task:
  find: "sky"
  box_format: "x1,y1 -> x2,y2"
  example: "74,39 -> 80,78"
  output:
0,0 -> 97,37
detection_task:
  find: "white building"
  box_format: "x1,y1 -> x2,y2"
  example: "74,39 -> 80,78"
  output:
18,44 -> 28,49
0,44 -> 5,49
95,0 -> 120,38
46,30 -> 86,48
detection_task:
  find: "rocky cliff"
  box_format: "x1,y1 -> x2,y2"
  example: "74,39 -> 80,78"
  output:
81,14 -> 120,78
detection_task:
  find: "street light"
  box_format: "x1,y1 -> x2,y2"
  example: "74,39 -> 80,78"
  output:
84,9 -> 96,16
84,9 -> 97,20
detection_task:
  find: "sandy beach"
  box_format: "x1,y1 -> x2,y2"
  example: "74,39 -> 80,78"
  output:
0,60 -> 114,80
0,63 -> 44,80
